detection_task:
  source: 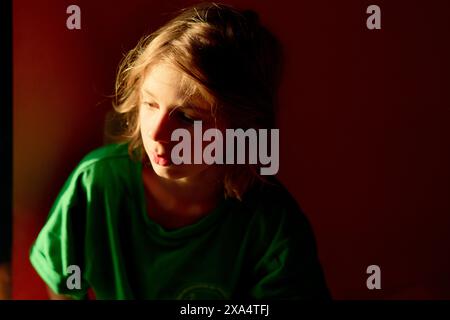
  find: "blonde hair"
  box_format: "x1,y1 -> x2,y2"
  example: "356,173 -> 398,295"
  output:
108,2 -> 283,200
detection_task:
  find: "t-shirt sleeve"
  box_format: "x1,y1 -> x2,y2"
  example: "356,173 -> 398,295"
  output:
248,194 -> 332,300
29,164 -> 92,300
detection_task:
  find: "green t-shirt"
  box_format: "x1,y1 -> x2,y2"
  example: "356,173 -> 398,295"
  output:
30,143 -> 330,300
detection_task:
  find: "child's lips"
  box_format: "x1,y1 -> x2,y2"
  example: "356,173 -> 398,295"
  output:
151,151 -> 172,166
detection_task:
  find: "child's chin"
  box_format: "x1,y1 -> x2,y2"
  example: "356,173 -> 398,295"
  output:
151,164 -> 187,180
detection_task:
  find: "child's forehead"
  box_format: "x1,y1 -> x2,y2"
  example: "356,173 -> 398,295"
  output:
140,63 -> 213,111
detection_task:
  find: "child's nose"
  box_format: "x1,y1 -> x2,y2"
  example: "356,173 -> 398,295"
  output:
148,110 -> 174,144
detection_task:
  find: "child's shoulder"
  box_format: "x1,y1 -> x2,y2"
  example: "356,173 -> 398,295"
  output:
242,178 -> 300,211
238,178 -> 310,228
68,142 -> 136,175
68,143 -> 137,185
233,179 -> 317,256
78,143 -> 131,168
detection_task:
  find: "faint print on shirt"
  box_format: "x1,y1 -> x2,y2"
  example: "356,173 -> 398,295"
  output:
176,283 -> 228,299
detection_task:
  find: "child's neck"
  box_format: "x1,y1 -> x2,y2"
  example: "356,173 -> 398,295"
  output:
142,165 -> 224,220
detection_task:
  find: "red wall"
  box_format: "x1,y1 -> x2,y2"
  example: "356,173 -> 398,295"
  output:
13,0 -> 450,299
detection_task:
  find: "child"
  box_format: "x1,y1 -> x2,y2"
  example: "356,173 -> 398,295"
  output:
30,2 -> 331,300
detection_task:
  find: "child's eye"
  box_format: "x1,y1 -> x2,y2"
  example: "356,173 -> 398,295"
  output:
177,111 -> 198,124
144,102 -> 157,109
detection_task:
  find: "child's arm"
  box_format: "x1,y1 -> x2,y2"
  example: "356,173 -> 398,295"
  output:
246,189 -> 331,300
30,161 -> 93,301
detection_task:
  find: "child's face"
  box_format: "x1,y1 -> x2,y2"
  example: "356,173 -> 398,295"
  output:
139,63 -> 222,181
